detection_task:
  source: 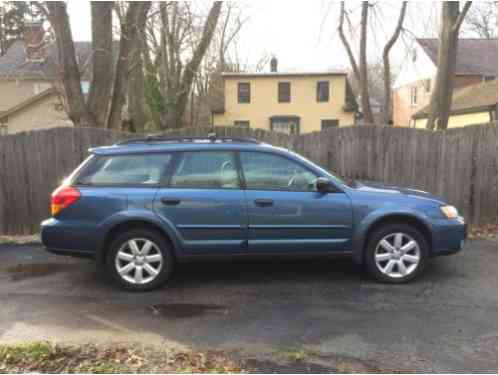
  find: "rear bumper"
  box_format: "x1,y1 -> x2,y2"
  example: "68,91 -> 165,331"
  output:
431,217 -> 467,257
41,218 -> 98,257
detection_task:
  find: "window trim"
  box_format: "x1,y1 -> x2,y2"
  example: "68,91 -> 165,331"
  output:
168,150 -> 242,190
321,119 -> 339,130
278,81 -> 291,103
411,86 -> 418,106
269,115 -> 300,135
316,81 -> 330,102
234,120 -> 250,129
237,82 -> 251,103
73,152 -> 174,188
237,150 -> 320,193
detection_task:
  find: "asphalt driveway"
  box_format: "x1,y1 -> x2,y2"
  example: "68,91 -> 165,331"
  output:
1,240 -> 498,372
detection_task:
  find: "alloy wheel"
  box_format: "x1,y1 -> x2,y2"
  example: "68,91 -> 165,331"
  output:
114,238 -> 163,285
374,232 -> 421,279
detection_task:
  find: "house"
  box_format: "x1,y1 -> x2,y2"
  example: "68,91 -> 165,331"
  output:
412,77 -> 498,128
0,22 -> 92,135
392,38 -> 498,127
211,58 -> 357,135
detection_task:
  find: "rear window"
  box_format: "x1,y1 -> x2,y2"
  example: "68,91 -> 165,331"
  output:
77,153 -> 172,186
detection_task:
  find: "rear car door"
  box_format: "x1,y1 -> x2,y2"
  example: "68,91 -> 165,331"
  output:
239,151 -> 353,253
153,150 -> 247,255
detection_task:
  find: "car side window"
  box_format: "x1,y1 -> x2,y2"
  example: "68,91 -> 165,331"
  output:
170,151 -> 240,189
77,153 -> 172,185
240,152 -> 318,191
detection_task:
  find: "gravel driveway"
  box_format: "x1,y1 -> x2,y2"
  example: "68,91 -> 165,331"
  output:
1,240 -> 498,372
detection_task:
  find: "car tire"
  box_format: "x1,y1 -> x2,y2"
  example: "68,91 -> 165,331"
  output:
106,229 -> 174,291
365,223 -> 429,283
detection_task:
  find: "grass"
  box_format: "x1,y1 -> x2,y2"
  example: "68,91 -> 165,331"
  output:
0,342 -> 243,373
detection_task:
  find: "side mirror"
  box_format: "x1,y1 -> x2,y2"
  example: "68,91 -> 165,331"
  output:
316,177 -> 332,193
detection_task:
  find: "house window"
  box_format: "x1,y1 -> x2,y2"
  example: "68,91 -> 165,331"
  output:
424,79 -> 431,93
278,82 -> 291,103
410,86 -> 418,106
0,124 -> 8,136
484,75 -> 495,82
316,81 -> 329,102
237,82 -> 250,103
270,116 -> 300,135
234,120 -> 250,129
321,119 -> 339,130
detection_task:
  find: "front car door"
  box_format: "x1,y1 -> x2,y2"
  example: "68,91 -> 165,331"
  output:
239,151 -> 353,253
153,150 -> 247,255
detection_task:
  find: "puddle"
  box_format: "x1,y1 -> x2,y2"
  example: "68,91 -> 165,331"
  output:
4,263 -> 68,281
244,358 -> 335,373
147,303 -> 228,318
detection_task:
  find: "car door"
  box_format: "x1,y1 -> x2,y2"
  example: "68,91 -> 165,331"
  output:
153,150 -> 247,255
239,151 -> 353,253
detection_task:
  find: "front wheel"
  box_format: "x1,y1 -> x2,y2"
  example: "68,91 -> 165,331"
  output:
106,229 -> 174,291
365,224 -> 429,283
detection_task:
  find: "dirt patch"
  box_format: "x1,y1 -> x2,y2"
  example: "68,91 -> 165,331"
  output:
147,303 -> 228,318
245,358 -> 335,373
0,235 -> 40,246
0,342 -> 243,373
4,263 -> 69,282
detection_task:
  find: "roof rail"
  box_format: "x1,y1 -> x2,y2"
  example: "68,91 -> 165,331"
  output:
116,133 -> 260,145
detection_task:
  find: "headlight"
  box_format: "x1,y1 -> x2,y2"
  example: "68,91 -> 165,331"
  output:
440,205 -> 458,219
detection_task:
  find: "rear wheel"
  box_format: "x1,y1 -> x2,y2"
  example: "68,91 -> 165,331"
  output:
106,229 -> 174,291
365,224 -> 428,283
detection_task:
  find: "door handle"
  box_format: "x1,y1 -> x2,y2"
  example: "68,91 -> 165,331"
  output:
254,199 -> 273,207
161,197 -> 181,206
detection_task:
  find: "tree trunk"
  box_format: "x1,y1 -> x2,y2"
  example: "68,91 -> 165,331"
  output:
382,2 -> 407,125
46,2 -> 95,127
359,2 -> 375,125
107,2 -> 151,131
87,1 -> 113,128
161,1 -> 222,129
427,2 -> 471,130
127,3 -> 149,133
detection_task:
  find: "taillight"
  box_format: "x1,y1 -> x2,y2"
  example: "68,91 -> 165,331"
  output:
51,185 -> 81,216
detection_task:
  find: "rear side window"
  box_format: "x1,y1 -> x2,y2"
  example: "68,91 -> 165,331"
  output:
77,153 -> 172,186
170,151 -> 240,189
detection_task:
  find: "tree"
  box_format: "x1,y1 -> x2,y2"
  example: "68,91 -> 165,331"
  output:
153,1 -> 222,129
107,2 -> 151,130
40,1 -> 151,129
45,2 -> 96,127
427,2 -> 472,130
0,2 -> 47,56
382,2 -> 407,125
87,1 -> 113,129
463,2 -> 498,38
338,2 -> 375,125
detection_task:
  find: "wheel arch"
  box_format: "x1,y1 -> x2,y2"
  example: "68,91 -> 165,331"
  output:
97,218 -> 181,266
354,213 -> 433,264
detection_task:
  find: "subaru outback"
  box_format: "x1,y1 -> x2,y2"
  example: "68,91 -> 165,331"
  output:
41,135 -> 466,291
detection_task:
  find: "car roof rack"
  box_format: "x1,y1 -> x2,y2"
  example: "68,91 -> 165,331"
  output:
116,132 -> 260,145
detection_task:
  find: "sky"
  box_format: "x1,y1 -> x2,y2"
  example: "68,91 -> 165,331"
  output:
66,1 -> 441,72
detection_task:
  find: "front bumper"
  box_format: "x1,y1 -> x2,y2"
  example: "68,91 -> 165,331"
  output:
431,216 -> 467,256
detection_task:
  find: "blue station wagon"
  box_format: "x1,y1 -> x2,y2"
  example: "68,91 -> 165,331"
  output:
41,135 -> 467,291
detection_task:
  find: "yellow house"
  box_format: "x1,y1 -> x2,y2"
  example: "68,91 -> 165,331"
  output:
412,78 -> 498,128
211,67 -> 357,135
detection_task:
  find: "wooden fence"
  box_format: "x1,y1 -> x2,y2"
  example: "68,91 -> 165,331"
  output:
0,124 -> 497,234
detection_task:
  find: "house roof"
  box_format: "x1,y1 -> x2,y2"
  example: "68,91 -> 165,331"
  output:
0,40 -> 94,80
413,78 -> 498,119
221,70 -> 348,78
0,88 -> 57,122
417,38 -> 498,76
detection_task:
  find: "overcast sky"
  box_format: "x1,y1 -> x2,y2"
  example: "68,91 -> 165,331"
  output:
66,1 -> 441,72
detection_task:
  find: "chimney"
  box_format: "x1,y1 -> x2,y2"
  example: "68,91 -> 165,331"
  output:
270,56 -> 278,72
24,21 -> 45,61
